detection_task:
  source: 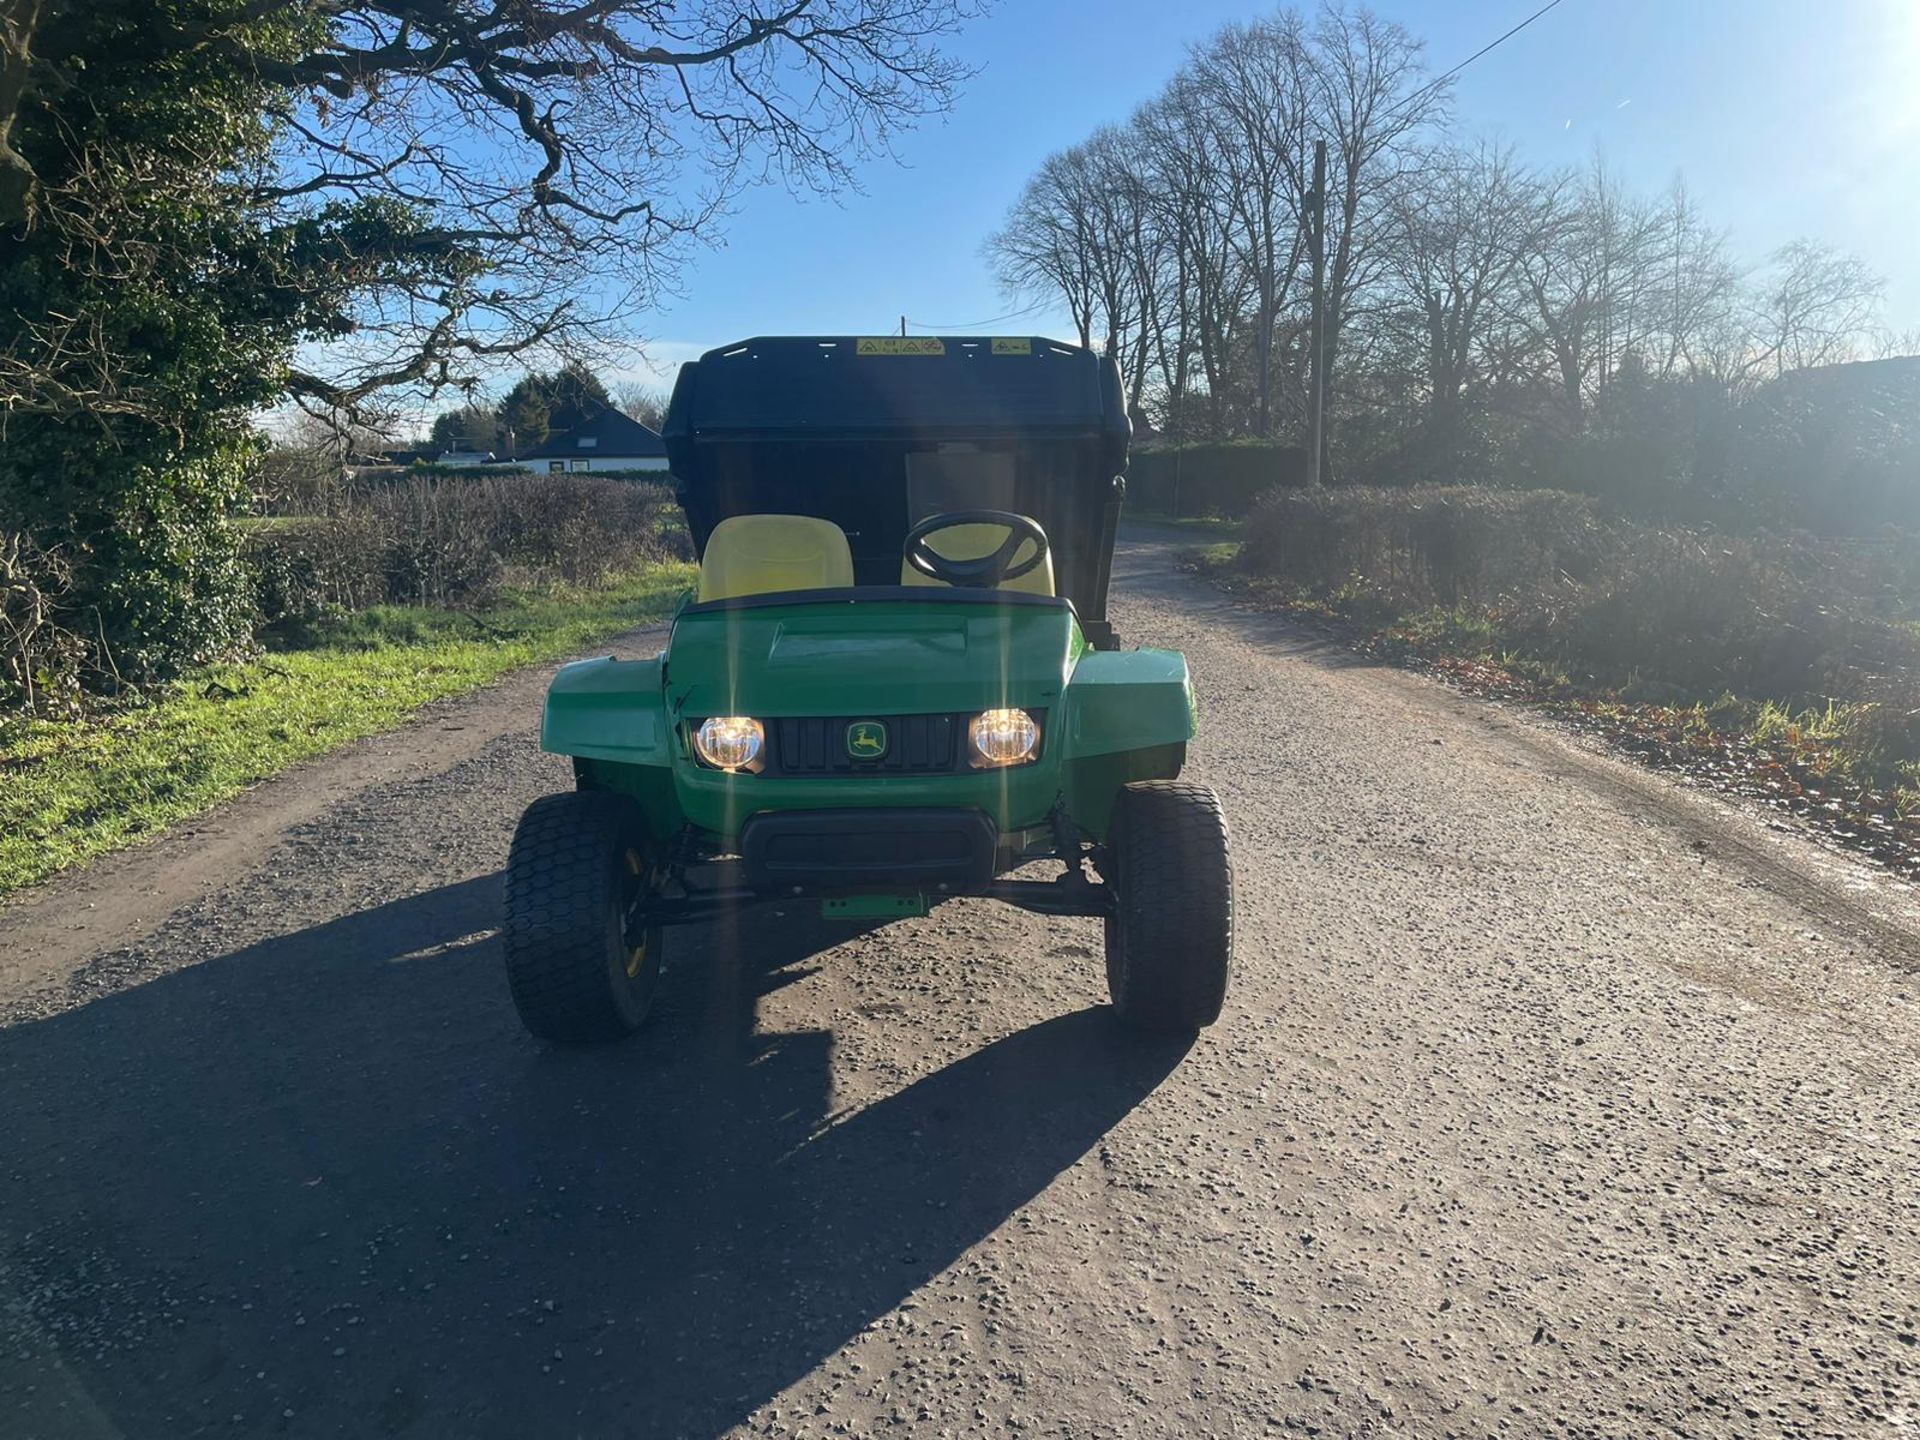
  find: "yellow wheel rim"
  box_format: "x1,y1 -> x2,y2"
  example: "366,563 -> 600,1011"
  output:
624,849 -> 651,978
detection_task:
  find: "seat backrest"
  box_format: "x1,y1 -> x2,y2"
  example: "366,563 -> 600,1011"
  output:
698,514 -> 855,602
899,520 -> 1056,597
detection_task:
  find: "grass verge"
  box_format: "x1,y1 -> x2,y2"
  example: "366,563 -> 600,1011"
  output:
0,563 -> 695,899
1120,512 -> 1245,541
1187,542 -> 1920,880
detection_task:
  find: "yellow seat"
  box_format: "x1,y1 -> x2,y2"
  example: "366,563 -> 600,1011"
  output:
698,514 -> 855,602
900,520 -> 1055,596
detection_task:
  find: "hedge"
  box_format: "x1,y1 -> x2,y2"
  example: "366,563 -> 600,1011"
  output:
248,472 -> 687,627
1239,484 -> 1920,707
1126,442 -> 1308,518
355,463 -> 674,484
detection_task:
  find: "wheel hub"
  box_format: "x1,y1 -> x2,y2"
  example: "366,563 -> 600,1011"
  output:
623,849 -> 653,976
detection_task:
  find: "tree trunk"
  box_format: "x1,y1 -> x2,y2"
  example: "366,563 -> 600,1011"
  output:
0,0 -> 45,225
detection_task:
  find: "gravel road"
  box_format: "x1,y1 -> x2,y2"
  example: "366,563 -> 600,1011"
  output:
3,536 -> 1919,1439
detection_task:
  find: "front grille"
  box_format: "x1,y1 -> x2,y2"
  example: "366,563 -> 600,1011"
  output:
768,713 -> 963,776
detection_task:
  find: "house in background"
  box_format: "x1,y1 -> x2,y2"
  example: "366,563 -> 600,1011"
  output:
520,409 -> 668,473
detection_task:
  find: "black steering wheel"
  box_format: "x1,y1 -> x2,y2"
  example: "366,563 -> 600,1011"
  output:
903,510 -> 1050,590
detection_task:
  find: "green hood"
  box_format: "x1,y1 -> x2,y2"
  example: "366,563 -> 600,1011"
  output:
665,596 -> 1082,719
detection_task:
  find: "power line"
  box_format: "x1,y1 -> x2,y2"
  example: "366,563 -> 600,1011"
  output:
1433,0 -> 1571,87
904,308 -> 1046,332
1370,0 -> 1572,131
903,300 -> 1051,332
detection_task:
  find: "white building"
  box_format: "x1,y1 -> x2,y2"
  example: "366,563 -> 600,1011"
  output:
519,409 -> 668,473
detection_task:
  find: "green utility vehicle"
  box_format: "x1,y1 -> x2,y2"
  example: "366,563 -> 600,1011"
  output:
503,335 -> 1233,1042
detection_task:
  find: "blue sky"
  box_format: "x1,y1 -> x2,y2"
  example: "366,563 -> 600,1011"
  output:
622,0 -> 1920,384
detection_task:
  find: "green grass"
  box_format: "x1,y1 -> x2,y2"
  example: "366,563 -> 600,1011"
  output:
0,563 -> 695,899
1189,541 -> 1242,567
1121,512 -> 1245,540
233,514 -> 313,532
1389,604 -> 1500,652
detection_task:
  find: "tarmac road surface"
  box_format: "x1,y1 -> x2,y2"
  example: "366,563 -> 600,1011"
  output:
3,536 -> 1919,1439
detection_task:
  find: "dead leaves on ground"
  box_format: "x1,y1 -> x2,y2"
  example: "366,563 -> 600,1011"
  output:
1233,587 -> 1920,885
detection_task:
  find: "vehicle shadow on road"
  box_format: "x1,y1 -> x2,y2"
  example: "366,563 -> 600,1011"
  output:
0,874 -> 1186,1438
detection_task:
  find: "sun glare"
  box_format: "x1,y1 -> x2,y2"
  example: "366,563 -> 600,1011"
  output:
1876,0 -> 1920,136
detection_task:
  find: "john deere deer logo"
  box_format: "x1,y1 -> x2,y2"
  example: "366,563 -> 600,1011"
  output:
846,721 -> 888,760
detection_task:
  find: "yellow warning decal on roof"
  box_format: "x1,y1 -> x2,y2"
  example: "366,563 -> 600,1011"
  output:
992,338 -> 1032,355
856,337 -> 946,356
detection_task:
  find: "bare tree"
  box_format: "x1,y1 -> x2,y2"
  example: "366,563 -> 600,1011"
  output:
985,0 -> 1899,476
616,382 -> 672,432
1382,141 -> 1561,429
1747,240 -> 1885,378
987,131 -> 1167,414
1644,178 -> 1740,380
1000,4 -> 1447,446
1305,3 -> 1452,429
1871,327 -> 1920,361
987,148 -> 1102,348
1081,127 -> 1172,412
1517,157 -> 1663,428
1132,73 -> 1253,437
2,0 -> 981,422
1189,13 -> 1310,436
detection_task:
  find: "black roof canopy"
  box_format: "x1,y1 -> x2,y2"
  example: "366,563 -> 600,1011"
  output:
663,336 -> 1129,452
662,336 -> 1132,645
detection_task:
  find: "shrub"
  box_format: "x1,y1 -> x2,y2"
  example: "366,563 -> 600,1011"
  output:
3,425 -> 262,692
479,473 -> 676,584
245,472 -> 682,627
246,515 -> 386,627
0,532 -> 86,715
360,462 -> 673,484
1128,442 -> 1308,518
1538,533 -> 1920,704
1239,484 -> 1920,711
1242,486 -> 1604,608
364,479 -> 506,607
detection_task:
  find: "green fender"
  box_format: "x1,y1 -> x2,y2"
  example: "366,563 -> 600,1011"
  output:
541,655 -> 680,840
1060,647 -> 1195,755
1058,647 -> 1195,836
541,654 -> 671,762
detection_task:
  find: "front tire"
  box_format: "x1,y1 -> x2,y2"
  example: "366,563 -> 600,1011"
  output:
1103,781 -> 1234,1032
503,791 -> 663,1043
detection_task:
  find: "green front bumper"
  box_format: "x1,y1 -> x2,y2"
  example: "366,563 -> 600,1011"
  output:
674,752 -> 1065,843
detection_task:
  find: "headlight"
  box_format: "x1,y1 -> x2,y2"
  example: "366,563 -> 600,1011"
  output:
969,707 -> 1040,767
693,715 -> 764,771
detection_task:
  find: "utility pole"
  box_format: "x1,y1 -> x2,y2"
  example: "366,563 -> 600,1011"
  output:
900,315 -> 908,338
1306,138 -> 1327,488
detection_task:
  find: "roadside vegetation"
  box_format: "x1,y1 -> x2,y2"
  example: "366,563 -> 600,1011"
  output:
1201,485 -> 1920,875
1,558 -> 694,897
248,471 -> 686,626
1126,442 -> 1301,520
1,472 -> 694,897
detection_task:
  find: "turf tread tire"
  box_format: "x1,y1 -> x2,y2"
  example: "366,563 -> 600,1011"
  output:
1104,781 -> 1234,1032
503,790 -> 660,1044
